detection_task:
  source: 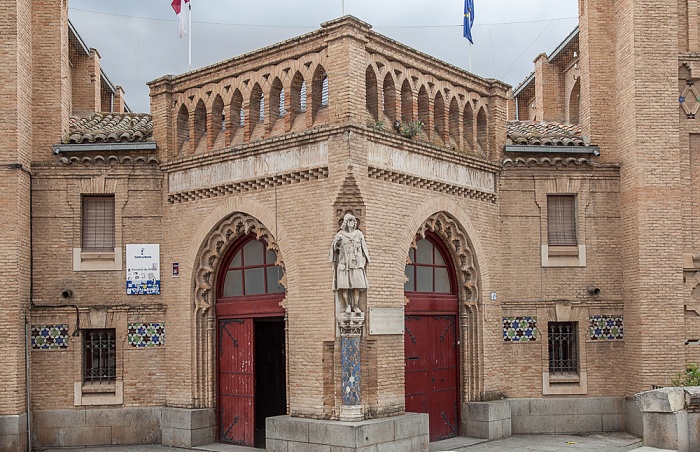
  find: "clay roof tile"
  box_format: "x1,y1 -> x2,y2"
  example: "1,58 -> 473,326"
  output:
62,112 -> 153,144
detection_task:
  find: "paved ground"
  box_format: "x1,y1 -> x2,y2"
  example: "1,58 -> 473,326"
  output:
38,432 -> 675,452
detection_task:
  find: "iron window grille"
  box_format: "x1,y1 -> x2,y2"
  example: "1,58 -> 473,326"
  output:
83,329 -> 116,383
548,322 -> 578,374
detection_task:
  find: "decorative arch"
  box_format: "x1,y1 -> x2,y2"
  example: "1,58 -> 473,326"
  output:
401,78 -> 413,122
448,97 -> 460,149
249,83 -> 264,139
229,89 -> 244,145
191,212 -> 286,408
411,211 -> 479,305
211,94 -> 225,149
434,91 -> 446,143
402,204 -> 487,402
417,85 -> 430,137
194,212 -> 286,314
176,103 -> 190,156
290,71 -> 305,121
463,102 -> 474,152
193,99 -> 207,153
311,65 -> 328,121
476,106 -> 488,156
382,73 -> 397,122
270,77 -> 284,129
366,65 -> 379,121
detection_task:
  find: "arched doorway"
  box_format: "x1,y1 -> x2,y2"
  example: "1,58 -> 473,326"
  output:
404,232 -> 460,441
216,234 -> 286,447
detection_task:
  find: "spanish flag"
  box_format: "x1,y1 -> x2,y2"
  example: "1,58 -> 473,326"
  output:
171,0 -> 191,38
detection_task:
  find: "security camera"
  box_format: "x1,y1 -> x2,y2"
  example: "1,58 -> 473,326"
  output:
61,290 -> 73,299
53,148 -> 62,156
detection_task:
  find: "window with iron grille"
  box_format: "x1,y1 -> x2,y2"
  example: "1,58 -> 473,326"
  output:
548,322 -> 578,373
83,329 -> 116,382
82,195 -> 115,252
547,195 -> 577,246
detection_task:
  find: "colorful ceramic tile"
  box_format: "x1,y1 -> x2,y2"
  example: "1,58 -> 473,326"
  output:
127,322 -> 165,348
589,315 -> 623,340
503,317 -> 538,342
341,336 -> 361,406
31,325 -> 69,350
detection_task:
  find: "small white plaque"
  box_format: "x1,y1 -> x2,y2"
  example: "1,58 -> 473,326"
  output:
369,308 -> 404,335
490,292 -> 497,301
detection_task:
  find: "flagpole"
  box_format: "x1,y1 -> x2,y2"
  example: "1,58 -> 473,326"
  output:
468,42 -> 472,73
188,1 -> 192,71
342,0 -> 345,15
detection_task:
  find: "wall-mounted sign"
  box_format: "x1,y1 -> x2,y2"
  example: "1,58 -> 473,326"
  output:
126,244 -> 160,295
172,262 -> 180,277
369,307 -> 404,335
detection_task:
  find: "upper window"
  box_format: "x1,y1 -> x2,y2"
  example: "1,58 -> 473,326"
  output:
405,237 -> 452,294
547,195 -> 577,246
548,321 -> 578,374
220,237 -> 284,297
82,195 -> 115,252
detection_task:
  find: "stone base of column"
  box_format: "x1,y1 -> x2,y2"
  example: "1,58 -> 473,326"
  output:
161,407 -> 215,448
266,413 -> 429,451
339,404 -> 364,422
0,413 -> 27,452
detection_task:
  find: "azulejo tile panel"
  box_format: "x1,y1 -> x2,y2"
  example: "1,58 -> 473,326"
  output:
127,322 -> 165,348
589,315 -> 623,340
503,317 -> 538,342
341,336 -> 361,406
31,325 -> 69,350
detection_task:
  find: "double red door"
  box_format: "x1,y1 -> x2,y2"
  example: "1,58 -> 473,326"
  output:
405,314 -> 459,441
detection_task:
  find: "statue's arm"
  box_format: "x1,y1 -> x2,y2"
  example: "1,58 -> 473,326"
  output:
328,233 -> 341,262
360,233 -> 370,263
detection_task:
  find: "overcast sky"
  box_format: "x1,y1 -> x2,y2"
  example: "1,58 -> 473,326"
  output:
69,0 -> 578,113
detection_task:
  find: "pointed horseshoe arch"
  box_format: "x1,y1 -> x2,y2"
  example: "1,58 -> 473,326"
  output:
191,212 -> 287,408
409,211 -> 483,402
412,211 -> 479,305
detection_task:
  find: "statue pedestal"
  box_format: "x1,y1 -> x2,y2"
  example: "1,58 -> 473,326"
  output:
265,414 -> 429,451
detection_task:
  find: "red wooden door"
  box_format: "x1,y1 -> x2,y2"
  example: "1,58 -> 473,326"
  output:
218,318 -> 254,446
405,314 -> 458,441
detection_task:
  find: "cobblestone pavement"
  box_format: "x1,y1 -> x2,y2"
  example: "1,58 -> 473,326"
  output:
39,432 -> 675,452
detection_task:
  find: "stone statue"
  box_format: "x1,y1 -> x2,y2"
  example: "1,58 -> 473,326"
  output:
329,213 -> 370,314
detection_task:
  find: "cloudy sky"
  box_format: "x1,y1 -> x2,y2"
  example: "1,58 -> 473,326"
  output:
68,0 -> 578,113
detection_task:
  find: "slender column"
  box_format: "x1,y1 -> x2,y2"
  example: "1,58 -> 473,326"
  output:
339,319 -> 364,421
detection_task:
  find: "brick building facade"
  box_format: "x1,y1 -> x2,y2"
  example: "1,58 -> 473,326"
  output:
0,0 -> 698,450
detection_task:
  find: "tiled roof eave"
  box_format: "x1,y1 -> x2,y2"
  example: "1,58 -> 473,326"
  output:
504,144 -> 600,156
53,142 -> 157,153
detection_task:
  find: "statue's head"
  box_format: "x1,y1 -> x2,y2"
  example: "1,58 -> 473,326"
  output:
341,213 -> 357,231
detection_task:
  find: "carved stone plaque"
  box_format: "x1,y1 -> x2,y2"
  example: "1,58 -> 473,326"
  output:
369,308 -> 404,335
168,142 -> 328,193
367,143 -> 495,193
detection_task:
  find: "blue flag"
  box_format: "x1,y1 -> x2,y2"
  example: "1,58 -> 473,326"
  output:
463,0 -> 474,44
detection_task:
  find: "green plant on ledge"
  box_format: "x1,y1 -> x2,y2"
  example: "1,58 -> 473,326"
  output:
367,120 -> 384,131
399,120 -> 424,139
671,363 -> 700,386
